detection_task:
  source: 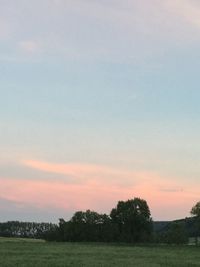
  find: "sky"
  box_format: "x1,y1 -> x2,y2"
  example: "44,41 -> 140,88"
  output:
1,0 -> 200,222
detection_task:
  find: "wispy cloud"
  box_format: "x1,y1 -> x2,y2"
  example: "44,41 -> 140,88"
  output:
12,159 -> 198,220
22,159 -> 160,187
0,157 -> 198,220
0,171 -> 198,221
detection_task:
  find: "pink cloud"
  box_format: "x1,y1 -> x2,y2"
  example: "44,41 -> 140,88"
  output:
0,174 -> 198,221
0,159 -> 199,220
22,159 -> 165,188
0,177 -> 134,212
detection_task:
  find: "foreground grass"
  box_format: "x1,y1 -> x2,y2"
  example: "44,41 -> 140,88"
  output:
0,238 -> 200,266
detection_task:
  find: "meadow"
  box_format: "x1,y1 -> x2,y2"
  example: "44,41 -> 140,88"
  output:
0,238 -> 200,267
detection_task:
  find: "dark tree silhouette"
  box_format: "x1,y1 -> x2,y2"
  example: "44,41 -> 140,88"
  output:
44,198 -> 153,243
0,221 -> 56,239
191,202 -> 200,217
191,201 -> 200,245
163,222 -> 188,244
110,198 -> 152,242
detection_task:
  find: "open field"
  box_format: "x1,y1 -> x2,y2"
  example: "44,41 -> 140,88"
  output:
0,238 -> 200,267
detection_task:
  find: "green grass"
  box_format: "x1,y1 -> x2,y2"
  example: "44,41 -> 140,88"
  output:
0,238 -> 200,267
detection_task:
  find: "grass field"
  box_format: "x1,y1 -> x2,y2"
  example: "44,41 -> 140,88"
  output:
0,238 -> 200,267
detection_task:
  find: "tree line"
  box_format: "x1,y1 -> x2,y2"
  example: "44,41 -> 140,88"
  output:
1,198 -> 200,244
45,198 -> 200,244
0,221 -> 56,239
46,198 -> 153,242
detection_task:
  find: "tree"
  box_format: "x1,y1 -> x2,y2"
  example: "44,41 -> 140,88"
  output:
191,202 -> 200,245
59,210 -> 113,242
71,210 -> 101,225
0,221 -> 56,239
70,210 -> 101,241
110,197 -> 152,242
164,222 -> 188,244
191,202 -> 200,217
45,198 -> 153,243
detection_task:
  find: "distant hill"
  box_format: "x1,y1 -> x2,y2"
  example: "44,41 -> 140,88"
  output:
153,221 -> 170,232
154,217 -> 199,237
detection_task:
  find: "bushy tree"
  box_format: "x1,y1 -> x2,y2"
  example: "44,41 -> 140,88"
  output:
46,198 -> 153,243
164,222 -> 188,244
191,202 -> 200,245
55,210 -> 114,242
110,197 -> 152,242
191,202 -> 200,217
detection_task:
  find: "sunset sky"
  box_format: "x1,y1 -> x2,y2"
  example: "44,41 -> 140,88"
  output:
1,0 -> 200,222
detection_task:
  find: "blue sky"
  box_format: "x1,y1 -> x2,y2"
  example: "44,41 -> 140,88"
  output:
1,0 -> 200,222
